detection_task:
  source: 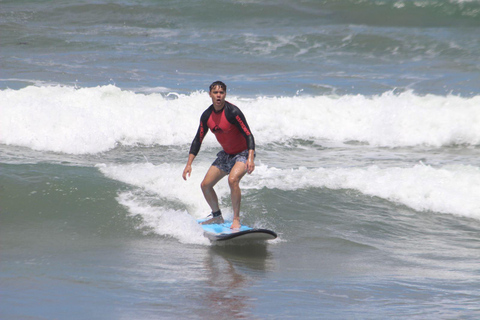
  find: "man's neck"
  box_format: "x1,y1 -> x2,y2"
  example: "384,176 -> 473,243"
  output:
213,102 -> 225,113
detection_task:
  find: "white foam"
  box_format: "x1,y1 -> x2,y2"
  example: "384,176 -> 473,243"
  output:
246,163 -> 480,220
117,191 -> 209,245
0,85 -> 211,154
246,91 -> 480,147
98,162 -> 231,217
1,85 -> 479,154
98,162 -> 234,243
99,161 -> 480,238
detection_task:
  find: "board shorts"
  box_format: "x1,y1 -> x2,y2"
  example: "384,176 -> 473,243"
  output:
212,150 -> 253,174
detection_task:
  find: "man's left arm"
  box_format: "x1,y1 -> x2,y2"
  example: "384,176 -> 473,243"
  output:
246,149 -> 255,174
228,103 -> 255,151
228,104 -> 256,174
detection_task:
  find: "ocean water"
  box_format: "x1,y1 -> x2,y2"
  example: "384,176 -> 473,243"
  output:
1,0 -> 480,319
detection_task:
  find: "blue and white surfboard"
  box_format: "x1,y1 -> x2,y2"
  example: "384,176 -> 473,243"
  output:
198,220 -> 277,242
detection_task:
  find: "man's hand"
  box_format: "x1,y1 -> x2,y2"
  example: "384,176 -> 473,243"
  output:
246,158 -> 255,174
246,149 -> 255,174
182,165 -> 192,180
183,154 -> 196,180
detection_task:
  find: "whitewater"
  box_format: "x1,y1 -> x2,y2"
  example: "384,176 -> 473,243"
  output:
2,85 -> 479,225
1,85 -> 479,154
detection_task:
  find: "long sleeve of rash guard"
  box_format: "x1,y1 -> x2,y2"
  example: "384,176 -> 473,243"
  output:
188,107 -> 212,156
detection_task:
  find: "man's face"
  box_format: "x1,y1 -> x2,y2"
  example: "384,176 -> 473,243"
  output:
209,86 -> 226,110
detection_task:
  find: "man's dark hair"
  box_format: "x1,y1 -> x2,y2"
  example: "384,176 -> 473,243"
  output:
209,81 -> 227,92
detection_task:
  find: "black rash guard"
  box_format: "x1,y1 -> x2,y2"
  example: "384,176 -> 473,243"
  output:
189,101 -> 255,156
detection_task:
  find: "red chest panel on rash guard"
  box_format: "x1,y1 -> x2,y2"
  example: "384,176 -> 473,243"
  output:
207,109 -> 247,155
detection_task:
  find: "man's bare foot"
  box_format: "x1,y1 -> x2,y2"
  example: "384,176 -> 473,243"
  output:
200,215 -> 224,225
230,218 -> 241,229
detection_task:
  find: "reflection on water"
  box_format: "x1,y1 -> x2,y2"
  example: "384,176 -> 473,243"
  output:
197,243 -> 275,319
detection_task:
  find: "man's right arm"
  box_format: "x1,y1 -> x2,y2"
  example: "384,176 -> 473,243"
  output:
188,108 -> 211,156
183,108 -> 211,180
182,153 -> 196,180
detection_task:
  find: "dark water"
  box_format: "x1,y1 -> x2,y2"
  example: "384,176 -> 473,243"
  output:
1,0 -> 479,96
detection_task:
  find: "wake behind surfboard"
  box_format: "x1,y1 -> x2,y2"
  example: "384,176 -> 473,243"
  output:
198,219 -> 277,242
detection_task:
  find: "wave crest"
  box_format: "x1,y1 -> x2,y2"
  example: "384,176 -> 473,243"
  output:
1,85 -> 479,154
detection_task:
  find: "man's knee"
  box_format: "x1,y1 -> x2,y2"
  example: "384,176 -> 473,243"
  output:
228,175 -> 241,188
201,180 -> 210,191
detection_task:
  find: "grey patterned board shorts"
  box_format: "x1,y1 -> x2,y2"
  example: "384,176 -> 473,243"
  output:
212,150 -> 251,174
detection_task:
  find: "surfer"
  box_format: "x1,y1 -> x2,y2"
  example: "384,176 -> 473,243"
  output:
182,81 -> 255,229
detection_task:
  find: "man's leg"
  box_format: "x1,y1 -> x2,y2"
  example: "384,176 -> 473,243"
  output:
228,161 -> 247,229
200,165 -> 227,224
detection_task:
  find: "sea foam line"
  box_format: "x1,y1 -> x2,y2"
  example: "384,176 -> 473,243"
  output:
248,163 -> 480,220
99,162 -> 480,222
2,85 -> 479,154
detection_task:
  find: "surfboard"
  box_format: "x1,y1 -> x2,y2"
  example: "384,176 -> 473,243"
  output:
198,220 -> 277,242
